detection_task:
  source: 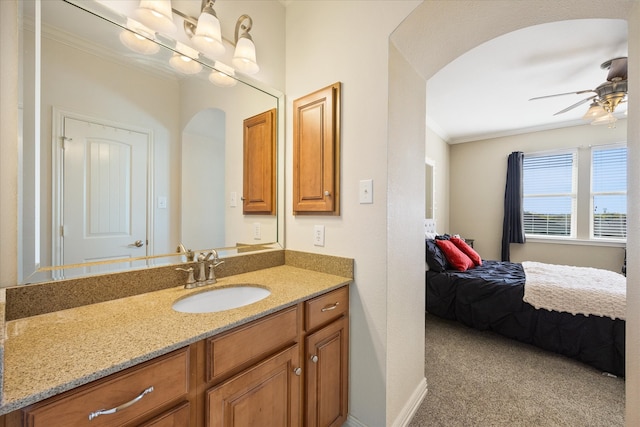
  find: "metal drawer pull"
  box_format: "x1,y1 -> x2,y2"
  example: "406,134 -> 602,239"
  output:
321,302 -> 340,312
88,386 -> 154,421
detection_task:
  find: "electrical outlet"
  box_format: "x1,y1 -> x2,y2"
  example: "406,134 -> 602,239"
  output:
313,225 -> 325,246
253,222 -> 261,240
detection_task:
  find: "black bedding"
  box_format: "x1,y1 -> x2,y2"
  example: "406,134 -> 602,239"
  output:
426,260 -> 625,377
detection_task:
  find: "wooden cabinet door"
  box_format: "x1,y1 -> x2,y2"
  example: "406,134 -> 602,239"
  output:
206,345 -> 301,427
305,317 -> 349,427
293,83 -> 341,214
243,108 -> 276,215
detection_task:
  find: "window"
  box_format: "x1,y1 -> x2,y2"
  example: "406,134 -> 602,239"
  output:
523,151 -> 576,237
592,145 -> 627,239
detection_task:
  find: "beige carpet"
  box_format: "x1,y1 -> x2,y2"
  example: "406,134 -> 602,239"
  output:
409,314 -> 625,426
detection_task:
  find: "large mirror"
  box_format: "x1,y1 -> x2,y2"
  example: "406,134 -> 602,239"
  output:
19,0 -> 284,284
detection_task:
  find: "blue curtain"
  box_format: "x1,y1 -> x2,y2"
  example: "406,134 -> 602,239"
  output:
501,151 -> 525,261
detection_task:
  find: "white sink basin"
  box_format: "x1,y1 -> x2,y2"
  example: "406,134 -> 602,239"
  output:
172,286 -> 271,314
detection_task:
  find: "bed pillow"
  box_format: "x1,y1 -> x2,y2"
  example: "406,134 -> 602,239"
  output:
435,239 -> 475,271
450,237 -> 482,266
426,239 -> 449,272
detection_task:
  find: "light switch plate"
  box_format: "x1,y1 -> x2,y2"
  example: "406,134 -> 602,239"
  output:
253,222 -> 261,240
157,196 -> 167,209
359,179 -> 373,204
230,192 -> 237,207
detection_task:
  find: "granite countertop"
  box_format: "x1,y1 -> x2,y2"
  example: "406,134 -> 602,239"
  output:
0,265 -> 351,414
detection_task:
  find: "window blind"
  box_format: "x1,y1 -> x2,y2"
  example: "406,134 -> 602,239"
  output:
592,146 -> 627,239
523,152 -> 576,237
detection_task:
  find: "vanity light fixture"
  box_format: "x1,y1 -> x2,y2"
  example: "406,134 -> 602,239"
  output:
189,1 -> 225,58
119,18 -> 161,55
132,0 -> 260,75
232,15 -> 259,75
133,0 -> 177,34
169,42 -> 203,74
208,61 -> 237,87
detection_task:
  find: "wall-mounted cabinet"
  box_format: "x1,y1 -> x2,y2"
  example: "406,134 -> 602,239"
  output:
243,108 -> 277,215
293,83 -> 341,215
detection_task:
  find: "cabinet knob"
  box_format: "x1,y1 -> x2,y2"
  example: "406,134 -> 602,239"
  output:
324,190 -> 331,196
293,367 -> 302,376
311,355 -> 318,363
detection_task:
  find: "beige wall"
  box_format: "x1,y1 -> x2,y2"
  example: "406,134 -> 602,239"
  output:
625,3 -> 640,423
284,2 -> 423,425
448,121 -> 627,272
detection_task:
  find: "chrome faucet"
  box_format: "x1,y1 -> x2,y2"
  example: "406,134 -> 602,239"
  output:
196,252 -> 209,285
202,250 -> 225,285
176,243 -> 195,262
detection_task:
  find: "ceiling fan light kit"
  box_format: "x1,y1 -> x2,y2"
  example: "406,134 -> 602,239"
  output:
530,56 -> 627,126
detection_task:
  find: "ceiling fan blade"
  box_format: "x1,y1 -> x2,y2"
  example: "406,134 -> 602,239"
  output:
553,96 -> 596,116
529,89 -> 595,101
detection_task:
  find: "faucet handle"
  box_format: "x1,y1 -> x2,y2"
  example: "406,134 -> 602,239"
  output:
175,267 -> 196,289
206,259 -> 225,284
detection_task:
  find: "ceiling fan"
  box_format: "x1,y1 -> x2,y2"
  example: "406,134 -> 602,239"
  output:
530,56 -> 628,125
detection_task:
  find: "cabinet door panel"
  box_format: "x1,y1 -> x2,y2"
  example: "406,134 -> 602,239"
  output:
243,108 -> 276,214
207,345 -> 301,427
306,317 -> 348,427
293,83 -> 341,214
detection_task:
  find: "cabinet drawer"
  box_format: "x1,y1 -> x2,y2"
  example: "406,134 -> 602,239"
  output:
207,306 -> 299,383
22,348 -> 189,427
138,401 -> 190,427
305,287 -> 348,331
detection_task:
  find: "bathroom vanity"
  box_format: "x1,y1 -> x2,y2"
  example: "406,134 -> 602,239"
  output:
0,254 -> 352,427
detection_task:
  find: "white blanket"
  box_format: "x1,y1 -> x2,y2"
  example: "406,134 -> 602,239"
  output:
522,261 -> 626,320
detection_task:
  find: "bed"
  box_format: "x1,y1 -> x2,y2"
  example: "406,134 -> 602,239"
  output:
424,234 -> 626,377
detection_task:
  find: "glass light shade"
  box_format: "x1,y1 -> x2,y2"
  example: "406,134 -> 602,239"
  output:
582,102 -> 607,121
209,62 -> 237,87
169,43 -> 202,75
119,19 -> 160,55
232,37 -> 259,74
133,0 -> 177,34
591,113 -> 617,127
192,11 -> 225,58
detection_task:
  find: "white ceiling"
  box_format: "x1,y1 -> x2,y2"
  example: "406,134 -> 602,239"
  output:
426,19 -> 628,144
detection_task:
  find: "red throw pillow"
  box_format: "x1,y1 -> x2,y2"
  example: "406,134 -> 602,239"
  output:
450,237 -> 482,266
435,239 -> 475,271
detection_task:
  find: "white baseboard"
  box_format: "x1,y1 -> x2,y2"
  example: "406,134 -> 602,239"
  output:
344,378 -> 428,427
391,377 -> 428,427
344,414 -> 370,427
